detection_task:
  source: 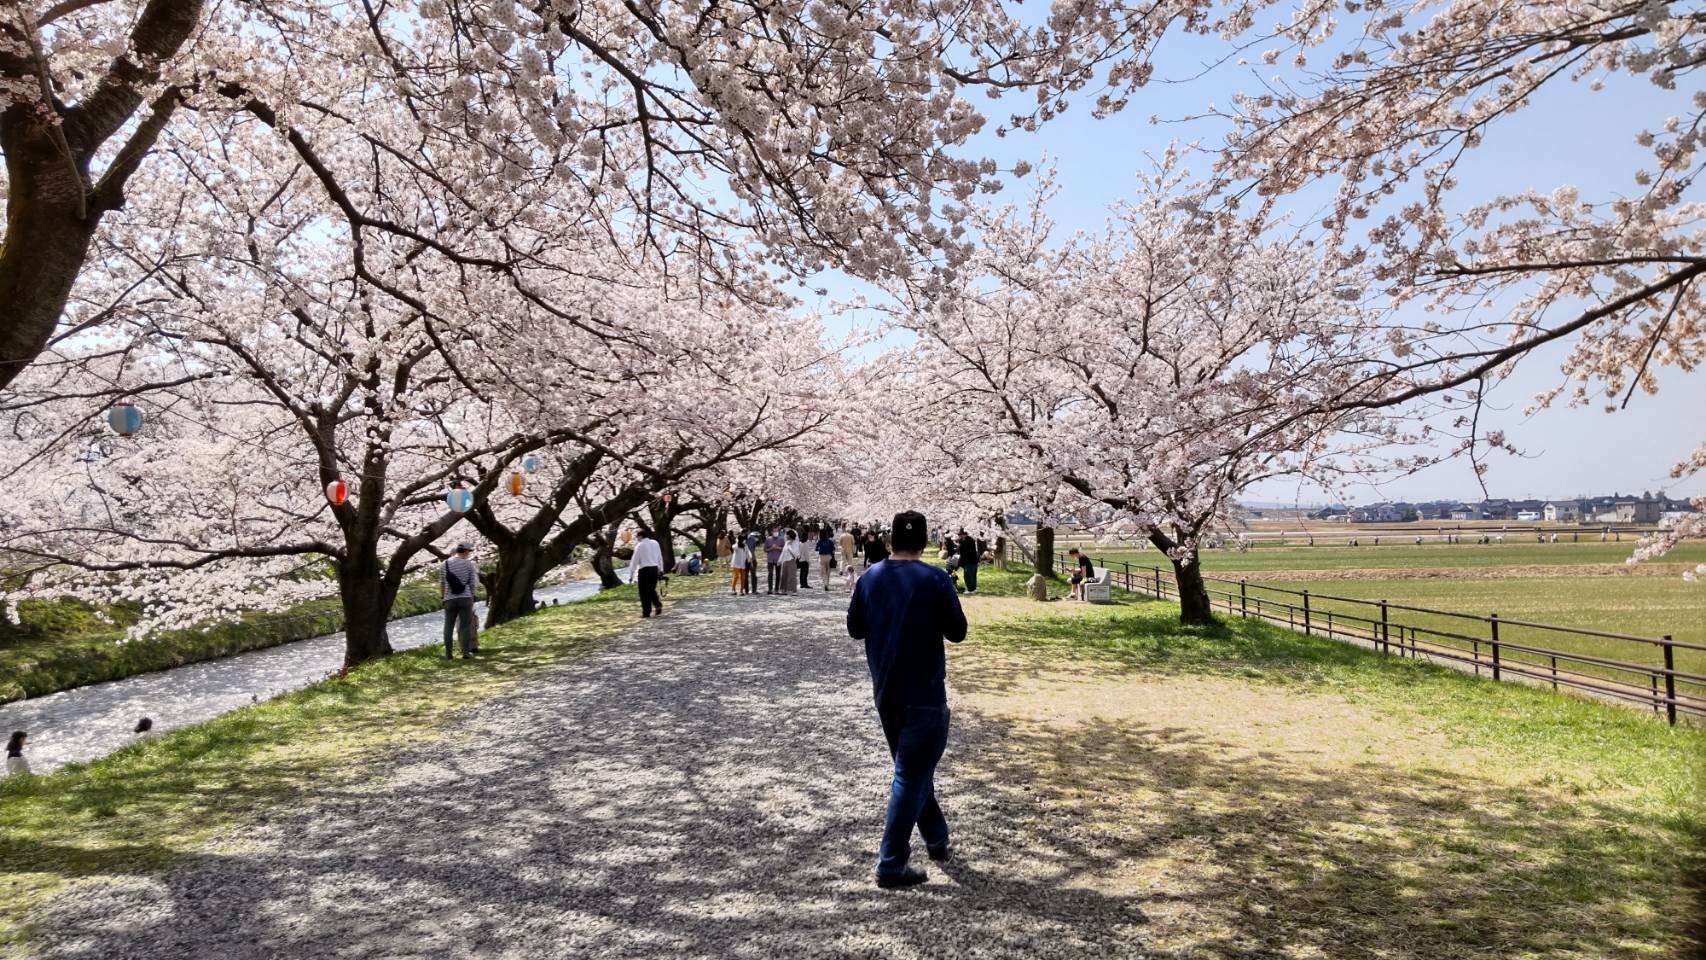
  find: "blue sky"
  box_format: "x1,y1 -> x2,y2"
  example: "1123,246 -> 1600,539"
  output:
810,29 -> 1705,506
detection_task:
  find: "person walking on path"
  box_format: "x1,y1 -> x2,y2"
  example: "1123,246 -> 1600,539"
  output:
765,527 -> 786,594
797,527 -> 814,589
846,510 -> 967,889
815,528 -> 835,591
441,543 -> 480,659
838,526 -> 858,573
715,531 -> 731,562
729,538 -> 751,595
778,530 -> 802,594
630,527 -> 666,617
956,529 -> 980,594
6,731 -> 30,777
863,528 -> 889,567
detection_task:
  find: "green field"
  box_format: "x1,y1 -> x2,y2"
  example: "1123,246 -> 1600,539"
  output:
1043,542 -> 1706,711
1076,540 -> 1706,573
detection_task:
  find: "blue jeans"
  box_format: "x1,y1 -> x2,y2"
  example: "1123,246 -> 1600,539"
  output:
877,703 -> 950,876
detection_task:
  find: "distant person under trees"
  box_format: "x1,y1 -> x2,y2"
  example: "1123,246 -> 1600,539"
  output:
441,543 -> 480,659
5,731 -> 29,777
630,527 -> 666,618
846,510 -> 967,889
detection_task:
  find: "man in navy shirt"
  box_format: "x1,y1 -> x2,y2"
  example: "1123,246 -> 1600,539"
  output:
846,510 -> 968,889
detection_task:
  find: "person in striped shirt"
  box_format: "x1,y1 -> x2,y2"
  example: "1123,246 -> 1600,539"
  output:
441,543 -> 479,659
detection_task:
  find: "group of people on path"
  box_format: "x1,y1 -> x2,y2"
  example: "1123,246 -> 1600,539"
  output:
721,524 -> 893,597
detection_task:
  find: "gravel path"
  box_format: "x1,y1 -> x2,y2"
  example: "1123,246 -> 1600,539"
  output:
29,588 -> 1151,959
0,577 -> 616,773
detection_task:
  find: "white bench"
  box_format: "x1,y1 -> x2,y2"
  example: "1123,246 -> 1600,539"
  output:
1082,567 -> 1113,604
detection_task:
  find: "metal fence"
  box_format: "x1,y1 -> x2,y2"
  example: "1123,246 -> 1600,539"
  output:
1061,552 -> 1706,725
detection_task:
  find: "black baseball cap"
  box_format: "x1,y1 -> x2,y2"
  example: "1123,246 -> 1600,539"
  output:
891,511 -> 927,552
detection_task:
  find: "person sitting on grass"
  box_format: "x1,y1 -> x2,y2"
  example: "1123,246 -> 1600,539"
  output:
1067,548 -> 1094,601
5,731 -> 29,777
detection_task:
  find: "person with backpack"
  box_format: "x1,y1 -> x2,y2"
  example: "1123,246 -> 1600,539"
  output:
815,528 -> 836,591
441,542 -> 479,659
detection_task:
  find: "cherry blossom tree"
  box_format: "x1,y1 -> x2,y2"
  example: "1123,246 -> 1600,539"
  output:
1204,0 -> 1706,550
2,0 -> 1180,392
893,167 -> 1395,622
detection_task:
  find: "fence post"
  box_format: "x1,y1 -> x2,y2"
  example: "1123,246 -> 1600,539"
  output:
1154,566 -> 1163,598
1489,613 -> 1501,682
1664,636 -> 1677,726
1240,579 -> 1249,618
1379,600 -> 1389,655
1121,560 -> 1131,592
1302,590 -> 1311,636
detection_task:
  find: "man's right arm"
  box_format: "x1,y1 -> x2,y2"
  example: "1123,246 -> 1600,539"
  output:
846,582 -> 867,640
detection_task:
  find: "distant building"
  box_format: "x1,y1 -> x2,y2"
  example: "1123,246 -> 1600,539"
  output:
1543,500 -> 1584,522
1614,499 -> 1663,524
1350,501 -> 1419,523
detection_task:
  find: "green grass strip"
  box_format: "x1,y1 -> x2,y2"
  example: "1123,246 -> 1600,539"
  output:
0,575 -> 716,957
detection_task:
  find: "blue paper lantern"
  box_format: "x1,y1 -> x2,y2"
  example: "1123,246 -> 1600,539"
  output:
446,485 -> 473,513
523,454 -> 539,474
106,403 -> 142,437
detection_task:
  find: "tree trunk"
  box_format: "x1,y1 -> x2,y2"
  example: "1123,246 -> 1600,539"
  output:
590,518 -> 624,589
482,543 -> 545,629
338,559 -> 398,668
1,0 -> 206,392
1171,556 -> 1216,626
1036,526 -> 1056,577
994,534 -> 1008,570
700,508 -> 728,561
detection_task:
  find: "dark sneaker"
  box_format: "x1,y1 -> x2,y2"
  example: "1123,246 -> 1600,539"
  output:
875,867 -> 928,889
926,842 -> 951,862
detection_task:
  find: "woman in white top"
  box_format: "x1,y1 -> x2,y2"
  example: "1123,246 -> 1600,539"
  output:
729,541 -> 752,594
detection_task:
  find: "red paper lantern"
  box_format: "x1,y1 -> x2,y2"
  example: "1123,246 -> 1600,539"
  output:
325,478 -> 348,505
661,492 -> 674,504
506,470 -> 524,496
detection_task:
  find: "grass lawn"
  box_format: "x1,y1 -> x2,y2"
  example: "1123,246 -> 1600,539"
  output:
952,565 -> 1706,959
1048,544 -> 1706,699
0,574 -> 717,958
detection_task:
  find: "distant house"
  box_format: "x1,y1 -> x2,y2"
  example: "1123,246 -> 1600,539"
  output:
1350,501 -> 1419,523
1310,505 -> 1349,521
1417,500 -> 1464,521
1614,499 -> 1663,524
1543,500 -> 1584,522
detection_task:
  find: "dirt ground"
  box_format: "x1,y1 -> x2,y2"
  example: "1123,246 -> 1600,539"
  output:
946,611 -> 1696,959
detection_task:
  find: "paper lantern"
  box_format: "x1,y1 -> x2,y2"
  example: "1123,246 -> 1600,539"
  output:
506,470 -> 524,496
661,492 -> 673,504
446,485 -> 473,513
523,454 -> 539,474
106,402 -> 142,437
325,479 -> 348,505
